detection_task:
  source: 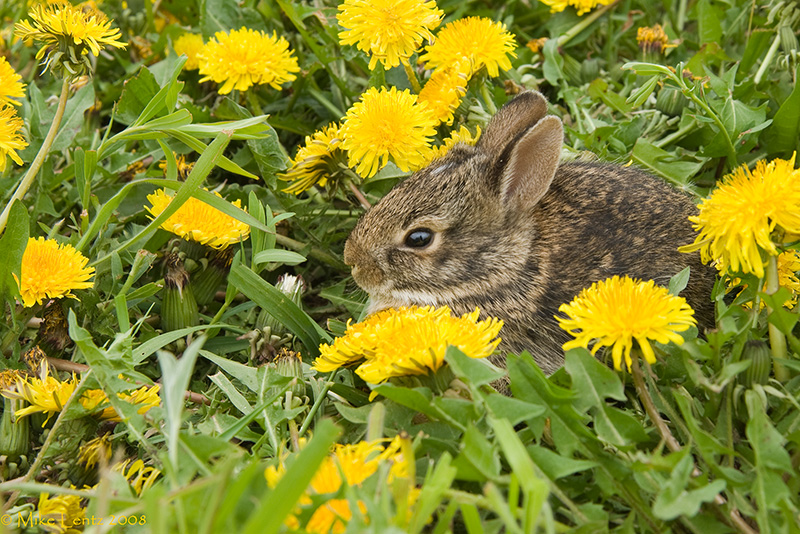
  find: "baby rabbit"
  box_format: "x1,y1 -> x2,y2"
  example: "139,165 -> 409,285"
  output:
343,91 -> 715,374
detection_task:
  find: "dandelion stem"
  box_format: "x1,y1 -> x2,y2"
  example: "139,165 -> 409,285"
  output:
630,352 -> 682,453
403,63 -> 422,93
0,79 -> 70,235
764,253 -> 790,381
557,0 -> 620,48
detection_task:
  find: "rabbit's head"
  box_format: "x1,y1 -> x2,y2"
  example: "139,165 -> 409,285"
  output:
344,91 -> 563,314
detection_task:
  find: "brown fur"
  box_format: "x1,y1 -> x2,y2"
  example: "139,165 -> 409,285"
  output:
343,92 -> 715,375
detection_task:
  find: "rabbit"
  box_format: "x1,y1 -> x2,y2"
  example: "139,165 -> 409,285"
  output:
343,91 -> 716,376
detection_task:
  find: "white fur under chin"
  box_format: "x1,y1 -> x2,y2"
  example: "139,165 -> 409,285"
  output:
365,288 -> 454,315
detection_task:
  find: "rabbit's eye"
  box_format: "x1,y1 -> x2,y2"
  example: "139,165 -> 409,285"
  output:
405,228 -> 433,248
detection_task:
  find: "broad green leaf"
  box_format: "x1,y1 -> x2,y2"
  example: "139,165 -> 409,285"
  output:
485,394 -> 545,426
762,288 -> 800,334
115,66 -> 161,125
696,0 -> 723,45
631,139 -> 704,188
526,445 -> 598,480
445,346 -> 506,387
209,372 -> 252,415
454,423 -> 501,481
564,349 -> 625,413
594,404 -> 649,447
652,451 -> 726,520
668,267 -> 691,296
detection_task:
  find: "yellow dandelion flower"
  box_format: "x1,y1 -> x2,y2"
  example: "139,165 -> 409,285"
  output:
417,62 -> 469,125
637,24 -> 672,54
1,366 -> 78,425
538,0 -> 616,16
557,275 -> 697,371
777,249 -> 800,308
419,17 -> 517,78
340,87 -> 437,178
266,436 -> 412,534
679,156 -> 800,278
313,305 -> 503,384
197,27 -> 299,94
337,0 -> 444,70
38,492 -> 85,533
0,104 -> 28,172
278,123 -> 347,194
173,32 -> 204,70
78,433 -> 112,469
113,459 -> 161,495
79,384 -> 160,421
0,57 -> 25,107
526,37 -> 548,53
16,237 -> 95,308
415,124 -> 481,170
145,189 -> 251,249
14,1 -> 126,77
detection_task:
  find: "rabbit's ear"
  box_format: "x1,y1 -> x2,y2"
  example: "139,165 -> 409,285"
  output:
478,91 -> 548,155
499,115 -> 563,209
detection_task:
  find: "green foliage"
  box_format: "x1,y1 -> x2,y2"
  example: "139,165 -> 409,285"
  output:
1,0 -> 799,532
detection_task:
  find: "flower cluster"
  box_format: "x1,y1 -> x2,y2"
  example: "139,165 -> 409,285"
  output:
0,366 -> 78,425
557,275 -> 697,371
282,3 -> 518,192
145,189 -> 251,249
313,305 -> 503,385
79,384 -> 161,421
265,436 -> 413,533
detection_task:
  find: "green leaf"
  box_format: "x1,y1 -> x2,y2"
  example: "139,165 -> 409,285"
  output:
51,84 -> 95,151
627,75 -> 660,108
115,66 -> 161,125
158,334 -> 206,469
454,423 -> 501,481
594,404 -> 649,447
228,260 -> 330,356
696,0 -> 723,45
252,249 -> 307,267
761,288 -> 800,334
621,62 -> 675,77
408,453 -> 457,534
0,201 -> 29,305
564,349 -> 626,413
652,451 -> 727,520
243,419 -> 341,534
445,346 -> 505,387
485,394 -> 545,426
668,267 -> 691,296
526,445 -> 598,480
200,350 -> 259,392
631,139 -> 704,188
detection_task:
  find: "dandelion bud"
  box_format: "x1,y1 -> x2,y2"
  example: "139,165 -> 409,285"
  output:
192,246 -> 235,306
741,340 -> 771,388
161,252 -> 199,331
